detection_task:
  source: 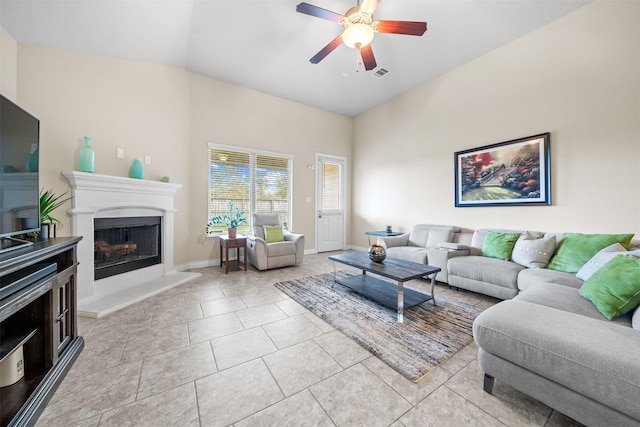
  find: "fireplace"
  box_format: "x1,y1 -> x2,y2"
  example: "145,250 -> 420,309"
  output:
63,171 -> 200,318
94,216 -> 162,280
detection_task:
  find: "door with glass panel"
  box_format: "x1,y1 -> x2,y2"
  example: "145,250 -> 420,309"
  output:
316,155 -> 345,252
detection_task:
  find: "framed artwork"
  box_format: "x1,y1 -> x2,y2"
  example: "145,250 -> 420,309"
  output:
454,133 -> 551,207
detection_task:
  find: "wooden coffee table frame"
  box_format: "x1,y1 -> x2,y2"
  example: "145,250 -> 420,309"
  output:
328,252 -> 441,323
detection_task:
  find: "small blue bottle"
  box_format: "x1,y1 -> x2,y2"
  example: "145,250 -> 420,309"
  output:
79,136 -> 95,173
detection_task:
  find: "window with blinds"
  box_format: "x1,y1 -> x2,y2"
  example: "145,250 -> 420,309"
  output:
208,145 -> 292,234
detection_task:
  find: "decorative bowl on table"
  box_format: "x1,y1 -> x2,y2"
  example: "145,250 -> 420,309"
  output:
368,244 -> 386,263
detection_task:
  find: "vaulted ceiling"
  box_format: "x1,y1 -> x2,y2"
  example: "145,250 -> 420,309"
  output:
1,0 -> 590,117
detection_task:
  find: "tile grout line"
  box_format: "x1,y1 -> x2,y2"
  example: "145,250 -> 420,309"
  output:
40,255 -> 553,427
358,358 -> 416,425
443,383 -> 511,427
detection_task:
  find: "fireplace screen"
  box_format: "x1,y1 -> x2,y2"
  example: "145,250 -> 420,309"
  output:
94,216 -> 161,280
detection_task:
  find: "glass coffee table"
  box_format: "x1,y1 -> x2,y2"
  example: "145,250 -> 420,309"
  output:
328,252 -> 441,323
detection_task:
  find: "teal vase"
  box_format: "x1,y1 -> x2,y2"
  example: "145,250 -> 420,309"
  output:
129,159 -> 144,179
79,136 -> 95,173
26,145 -> 38,172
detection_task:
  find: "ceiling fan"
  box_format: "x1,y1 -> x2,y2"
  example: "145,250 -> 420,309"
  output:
296,0 -> 427,71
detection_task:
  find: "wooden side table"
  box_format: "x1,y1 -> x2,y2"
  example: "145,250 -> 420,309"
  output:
219,235 -> 247,274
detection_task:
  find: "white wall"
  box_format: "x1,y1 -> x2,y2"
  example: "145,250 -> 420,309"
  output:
6,42 -> 352,267
15,45 -> 193,265
352,0 -> 640,247
188,72 -> 352,263
0,26 -> 18,100
3,0 -> 639,264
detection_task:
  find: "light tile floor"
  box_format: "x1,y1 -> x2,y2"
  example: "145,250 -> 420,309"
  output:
36,252 -> 584,426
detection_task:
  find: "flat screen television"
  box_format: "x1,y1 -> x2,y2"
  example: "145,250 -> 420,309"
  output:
0,94 -> 40,253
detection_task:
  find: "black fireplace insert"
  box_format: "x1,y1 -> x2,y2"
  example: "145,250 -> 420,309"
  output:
94,216 -> 161,280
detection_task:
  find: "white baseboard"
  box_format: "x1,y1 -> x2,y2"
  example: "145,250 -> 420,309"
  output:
185,259 -> 220,269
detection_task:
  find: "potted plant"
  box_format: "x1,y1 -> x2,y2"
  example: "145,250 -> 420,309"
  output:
40,188 -> 72,239
208,202 -> 247,238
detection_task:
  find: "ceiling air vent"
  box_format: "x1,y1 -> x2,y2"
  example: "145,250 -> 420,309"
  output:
372,68 -> 390,79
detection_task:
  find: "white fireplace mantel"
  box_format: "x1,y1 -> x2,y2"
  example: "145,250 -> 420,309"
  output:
62,171 -> 199,317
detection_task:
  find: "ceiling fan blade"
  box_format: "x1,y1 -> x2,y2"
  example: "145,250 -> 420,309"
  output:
296,2 -> 344,23
376,20 -> 427,36
310,35 -> 343,64
360,44 -> 377,71
360,0 -> 380,15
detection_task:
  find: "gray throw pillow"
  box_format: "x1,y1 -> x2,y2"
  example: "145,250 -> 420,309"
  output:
576,243 -> 640,281
633,306 -> 640,330
511,232 -> 556,268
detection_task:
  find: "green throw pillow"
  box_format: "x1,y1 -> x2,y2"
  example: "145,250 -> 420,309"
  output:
263,225 -> 284,243
481,231 -> 520,261
579,254 -> 640,320
547,233 -> 634,273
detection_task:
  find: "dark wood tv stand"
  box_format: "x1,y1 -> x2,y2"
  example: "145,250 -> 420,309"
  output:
0,237 -> 83,427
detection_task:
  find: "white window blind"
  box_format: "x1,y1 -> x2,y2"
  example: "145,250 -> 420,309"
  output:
321,162 -> 341,211
208,145 -> 292,233
255,154 -> 290,225
208,148 -> 251,233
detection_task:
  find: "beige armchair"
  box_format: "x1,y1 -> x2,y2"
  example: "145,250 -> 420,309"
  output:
246,213 -> 305,270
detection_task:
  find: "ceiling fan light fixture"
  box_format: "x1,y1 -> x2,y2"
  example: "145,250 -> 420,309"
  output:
342,23 -> 374,48
296,2 -> 427,67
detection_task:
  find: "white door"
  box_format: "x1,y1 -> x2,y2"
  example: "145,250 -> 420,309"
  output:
316,155 -> 345,252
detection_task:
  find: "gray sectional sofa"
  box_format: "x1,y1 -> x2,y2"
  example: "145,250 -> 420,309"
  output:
446,229 -> 582,299
474,280 -> 640,426
442,228 -> 640,426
